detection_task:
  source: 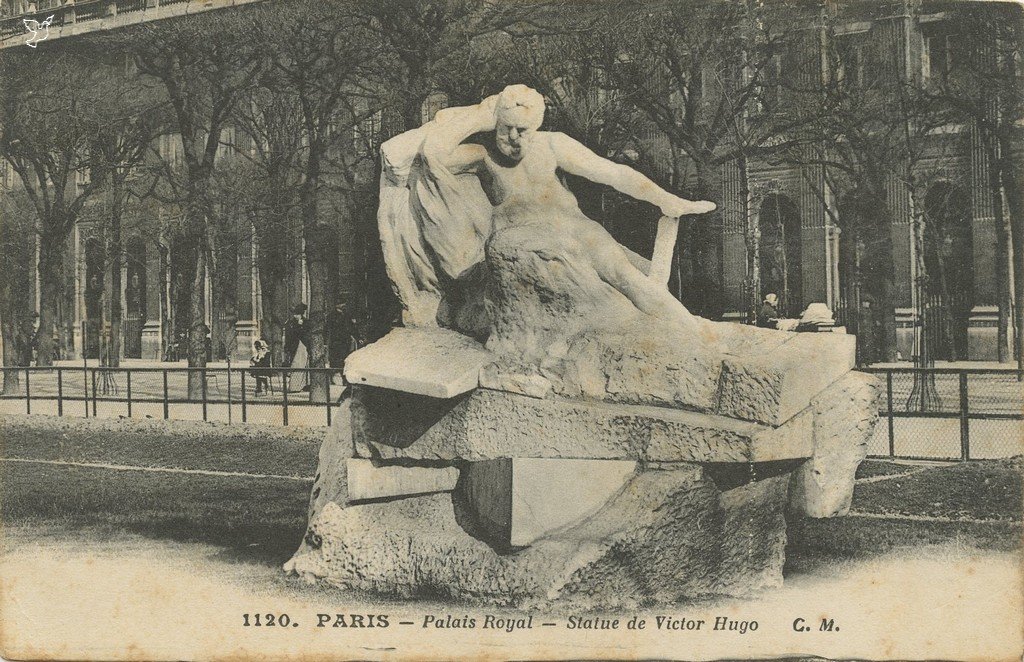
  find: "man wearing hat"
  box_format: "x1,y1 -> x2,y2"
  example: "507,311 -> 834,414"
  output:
283,303 -> 309,368
758,293 -> 780,329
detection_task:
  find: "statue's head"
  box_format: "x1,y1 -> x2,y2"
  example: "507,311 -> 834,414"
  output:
495,84 -> 545,161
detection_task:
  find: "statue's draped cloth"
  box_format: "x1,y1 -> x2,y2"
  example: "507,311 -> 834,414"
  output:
378,123 -> 492,329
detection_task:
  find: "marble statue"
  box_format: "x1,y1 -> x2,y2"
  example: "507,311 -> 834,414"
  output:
379,84 -> 716,348
285,85 -> 881,609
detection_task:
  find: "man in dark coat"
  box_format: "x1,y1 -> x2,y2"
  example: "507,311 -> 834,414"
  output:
327,302 -> 357,382
283,303 -> 309,368
758,293 -> 780,329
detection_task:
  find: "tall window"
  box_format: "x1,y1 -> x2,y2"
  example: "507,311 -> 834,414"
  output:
756,53 -> 783,114
353,108 -> 383,156
216,126 -> 236,163
160,134 -> 183,170
75,148 -> 90,188
924,28 -> 964,84
835,33 -> 866,89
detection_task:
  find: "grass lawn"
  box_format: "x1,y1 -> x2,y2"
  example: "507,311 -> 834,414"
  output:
0,419 -> 319,478
851,457 -> 1022,521
1,422 -> 1019,661
854,458 -> 926,479
1,421 -> 1020,577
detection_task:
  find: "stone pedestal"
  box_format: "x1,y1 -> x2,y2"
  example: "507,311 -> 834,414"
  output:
286,326 -> 880,607
141,320 -> 162,360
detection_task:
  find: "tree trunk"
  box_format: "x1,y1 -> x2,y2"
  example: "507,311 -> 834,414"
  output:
1,318 -> 21,394
1001,144 -> 1024,374
863,188 -> 899,363
738,157 -> 757,324
301,141 -> 330,404
187,238 -> 207,399
36,228 -> 67,368
107,182 -> 124,369
255,198 -> 291,368
990,144 -> 1012,363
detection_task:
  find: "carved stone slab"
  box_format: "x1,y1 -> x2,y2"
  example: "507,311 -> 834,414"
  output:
346,458 -> 459,503
461,457 -> 638,547
343,327 -> 494,398
349,386 -> 814,464
717,332 -> 857,426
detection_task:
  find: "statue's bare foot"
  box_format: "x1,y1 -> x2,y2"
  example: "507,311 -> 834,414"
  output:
661,199 -> 717,217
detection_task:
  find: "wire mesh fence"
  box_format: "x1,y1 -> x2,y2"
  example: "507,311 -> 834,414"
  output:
3,365 -> 1020,453
863,367 -> 1023,461
0,366 -> 345,428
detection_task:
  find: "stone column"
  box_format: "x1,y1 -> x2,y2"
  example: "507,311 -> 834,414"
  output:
233,228 -> 257,360
140,237 -> 163,360
71,222 -> 84,359
968,123 -> 1001,359
720,160 -> 749,321
799,164 -> 829,309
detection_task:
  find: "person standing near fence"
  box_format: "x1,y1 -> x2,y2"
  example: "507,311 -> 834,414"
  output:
249,339 -> 272,395
758,293 -> 780,329
327,302 -> 357,385
283,303 -> 310,392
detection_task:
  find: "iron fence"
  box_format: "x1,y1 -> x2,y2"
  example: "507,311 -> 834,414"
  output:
0,365 -> 346,428
861,367 -> 1023,461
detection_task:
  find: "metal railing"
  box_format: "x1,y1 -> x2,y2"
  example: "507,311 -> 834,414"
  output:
861,367 -> 1023,462
0,365 -> 345,427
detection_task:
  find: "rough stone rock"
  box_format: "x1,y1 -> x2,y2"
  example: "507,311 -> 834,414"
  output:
460,458 -> 638,547
716,332 -> 856,426
346,458 -> 459,503
350,386 -> 813,463
284,465 -> 789,608
789,371 -> 881,517
306,399 -> 356,523
551,318 -> 723,412
484,221 -> 644,363
344,326 -> 493,398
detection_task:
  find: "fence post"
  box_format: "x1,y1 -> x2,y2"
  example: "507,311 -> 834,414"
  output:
126,370 -> 133,419
57,368 -> 63,417
83,366 -> 90,418
241,370 -> 247,423
326,373 -> 332,427
885,371 -> 895,457
282,372 -> 289,427
24,368 -> 30,415
91,369 -> 98,417
163,369 -> 169,420
202,368 -> 208,422
227,363 -> 233,426
959,371 -> 970,462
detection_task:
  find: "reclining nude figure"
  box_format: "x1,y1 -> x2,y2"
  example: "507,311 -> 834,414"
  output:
378,84 -> 718,344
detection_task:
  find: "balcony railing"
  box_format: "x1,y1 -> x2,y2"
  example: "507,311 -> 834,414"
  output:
0,0 -> 267,49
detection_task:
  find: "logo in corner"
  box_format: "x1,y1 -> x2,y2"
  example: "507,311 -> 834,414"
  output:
24,14 -> 55,48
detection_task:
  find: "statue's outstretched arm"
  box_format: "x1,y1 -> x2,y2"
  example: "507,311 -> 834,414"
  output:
549,132 -> 716,217
420,96 -> 498,174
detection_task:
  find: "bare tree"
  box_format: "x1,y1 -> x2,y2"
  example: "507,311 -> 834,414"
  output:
109,12 -> 263,396
0,50 -> 111,366
930,4 -> 1023,369
606,0 -> 801,318
0,187 -> 35,392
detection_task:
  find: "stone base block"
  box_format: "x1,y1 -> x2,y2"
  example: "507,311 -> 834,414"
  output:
789,371 -> 881,517
461,458 -> 637,547
349,386 -> 813,464
717,332 -> 856,426
285,466 -> 790,608
346,459 -> 459,503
